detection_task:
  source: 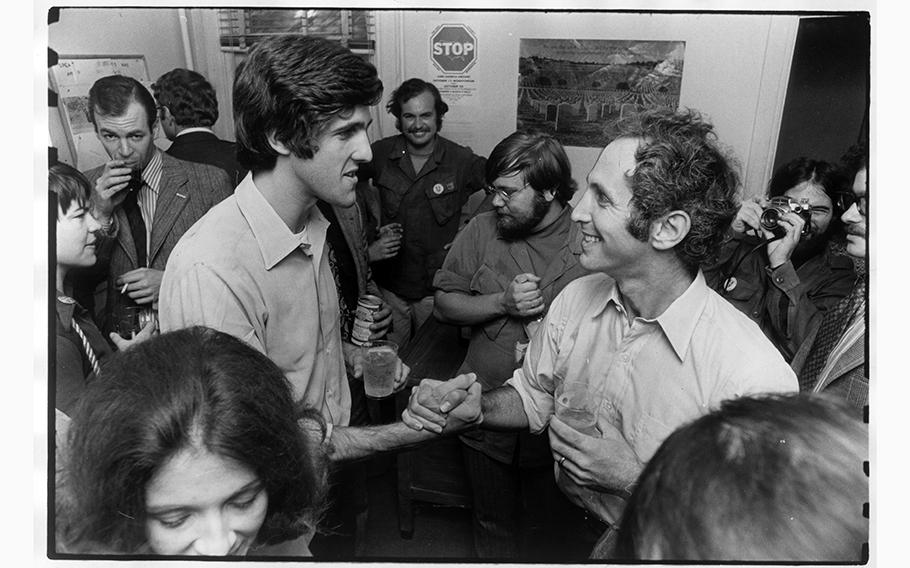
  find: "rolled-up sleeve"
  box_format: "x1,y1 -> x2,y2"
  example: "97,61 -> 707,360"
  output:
504,293 -> 568,433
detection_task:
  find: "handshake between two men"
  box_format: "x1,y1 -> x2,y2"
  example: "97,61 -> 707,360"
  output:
399,373 -> 644,510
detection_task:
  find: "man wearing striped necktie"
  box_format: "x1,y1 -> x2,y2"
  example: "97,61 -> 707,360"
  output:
73,75 -> 234,338
792,144 -> 868,413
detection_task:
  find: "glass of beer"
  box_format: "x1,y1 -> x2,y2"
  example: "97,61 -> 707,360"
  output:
554,381 -> 600,436
362,340 -> 399,399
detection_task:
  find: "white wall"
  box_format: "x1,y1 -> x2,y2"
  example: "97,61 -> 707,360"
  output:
46,8 -> 798,198
48,8 -> 187,166
375,11 -> 799,201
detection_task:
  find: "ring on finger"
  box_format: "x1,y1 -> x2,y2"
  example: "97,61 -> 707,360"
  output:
559,455 -> 567,467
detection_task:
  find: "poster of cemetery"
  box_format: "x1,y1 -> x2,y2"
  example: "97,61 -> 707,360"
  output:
517,39 -> 685,148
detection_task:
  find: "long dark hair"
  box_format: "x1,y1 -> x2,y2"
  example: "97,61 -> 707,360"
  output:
60,326 -> 329,553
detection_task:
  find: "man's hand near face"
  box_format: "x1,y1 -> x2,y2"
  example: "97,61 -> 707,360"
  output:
92,160 -> 135,222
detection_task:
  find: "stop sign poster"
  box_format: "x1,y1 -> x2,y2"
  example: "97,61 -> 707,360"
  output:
428,23 -> 478,105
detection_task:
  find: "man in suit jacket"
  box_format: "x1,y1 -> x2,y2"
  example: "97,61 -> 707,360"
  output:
793,144 -> 868,413
79,74 -> 234,336
152,68 -> 247,187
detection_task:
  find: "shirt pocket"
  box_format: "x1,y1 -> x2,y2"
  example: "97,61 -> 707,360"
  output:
424,173 -> 460,225
376,169 -> 410,218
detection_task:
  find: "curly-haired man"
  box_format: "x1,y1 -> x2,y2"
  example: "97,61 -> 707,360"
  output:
403,108 -> 799,557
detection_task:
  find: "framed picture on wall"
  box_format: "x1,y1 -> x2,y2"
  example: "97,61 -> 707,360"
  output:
49,55 -> 151,171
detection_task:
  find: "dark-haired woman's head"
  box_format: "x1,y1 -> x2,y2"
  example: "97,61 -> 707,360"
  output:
62,326 -> 328,555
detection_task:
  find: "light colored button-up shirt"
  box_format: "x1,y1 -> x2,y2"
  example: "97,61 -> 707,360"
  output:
506,271 -> 797,526
137,150 -> 164,263
159,174 -> 350,426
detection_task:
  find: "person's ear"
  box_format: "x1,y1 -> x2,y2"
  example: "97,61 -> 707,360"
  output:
542,189 -> 556,202
267,132 -> 292,156
650,210 -> 691,251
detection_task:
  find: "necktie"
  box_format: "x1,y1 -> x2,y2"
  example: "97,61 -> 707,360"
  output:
71,317 -> 102,378
799,279 -> 866,390
121,183 -> 148,267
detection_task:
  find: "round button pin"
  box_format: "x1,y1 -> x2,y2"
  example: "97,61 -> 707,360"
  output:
723,277 -> 737,292
433,183 -> 444,195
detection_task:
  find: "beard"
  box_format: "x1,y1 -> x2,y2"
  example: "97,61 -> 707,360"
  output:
496,191 -> 551,240
791,223 -> 835,266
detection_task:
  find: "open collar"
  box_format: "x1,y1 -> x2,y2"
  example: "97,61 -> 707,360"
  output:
235,177 -> 329,270
590,271 -> 709,361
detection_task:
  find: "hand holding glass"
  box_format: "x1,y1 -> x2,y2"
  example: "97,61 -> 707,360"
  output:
555,381 -> 600,436
362,340 -> 400,399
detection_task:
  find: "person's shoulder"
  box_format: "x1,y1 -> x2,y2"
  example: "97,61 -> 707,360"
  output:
438,135 -> 478,156
699,288 -> 795,377
559,272 -> 613,302
166,154 -> 233,187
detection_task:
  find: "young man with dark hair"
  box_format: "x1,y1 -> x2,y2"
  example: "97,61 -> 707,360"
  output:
433,130 -> 589,559
614,393 -> 868,562
704,157 -> 856,361
792,144 -> 868,412
152,68 -> 247,186
77,74 -> 233,338
404,108 -> 798,555
358,77 -> 488,346
160,36 -> 481,468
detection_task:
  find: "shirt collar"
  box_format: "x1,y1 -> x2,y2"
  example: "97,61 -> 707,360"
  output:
175,127 -> 215,137
591,271 -> 709,361
56,291 -> 76,328
653,271 -> 710,361
235,175 -> 329,270
140,149 -> 164,194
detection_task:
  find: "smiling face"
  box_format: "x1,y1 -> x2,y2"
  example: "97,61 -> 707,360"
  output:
290,105 -> 373,208
144,446 -> 268,556
398,91 -> 438,150
57,199 -> 100,273
570,137 -> 652,277
784,181 -> 834,243
94,100 -> 156,172
842,167 -> 867,258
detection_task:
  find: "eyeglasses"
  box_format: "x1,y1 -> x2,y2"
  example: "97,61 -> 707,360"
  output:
484,182 -> 529,203
834,192 -> 867,216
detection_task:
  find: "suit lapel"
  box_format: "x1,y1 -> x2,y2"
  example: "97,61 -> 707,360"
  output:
148,155 -> 190,264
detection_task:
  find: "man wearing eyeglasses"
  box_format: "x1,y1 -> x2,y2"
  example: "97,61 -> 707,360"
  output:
791,144 -> 868,413
431,130 -> 589,559
358,78 -> 488,346
704,157 -> 856,362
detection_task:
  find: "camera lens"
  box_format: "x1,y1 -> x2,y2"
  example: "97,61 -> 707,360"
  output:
759,208 -> 781,230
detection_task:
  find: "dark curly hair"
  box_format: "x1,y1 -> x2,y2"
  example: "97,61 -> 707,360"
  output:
60,326 -> 329,554
386,78 -> 448,131
485,129 -> 576,205
233,36 -> 383,172
614,108 -> 740,274
152,68 -> 219,128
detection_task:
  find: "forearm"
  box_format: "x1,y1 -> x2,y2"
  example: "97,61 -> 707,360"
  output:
479,385 -> 529,431
433,290 -> 505,326
326,420 -> 446,462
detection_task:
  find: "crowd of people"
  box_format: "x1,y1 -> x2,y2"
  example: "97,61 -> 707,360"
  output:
51,34 -> 869,561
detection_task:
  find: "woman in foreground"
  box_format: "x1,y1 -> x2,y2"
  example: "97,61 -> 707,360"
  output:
56,326 -> 328,556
